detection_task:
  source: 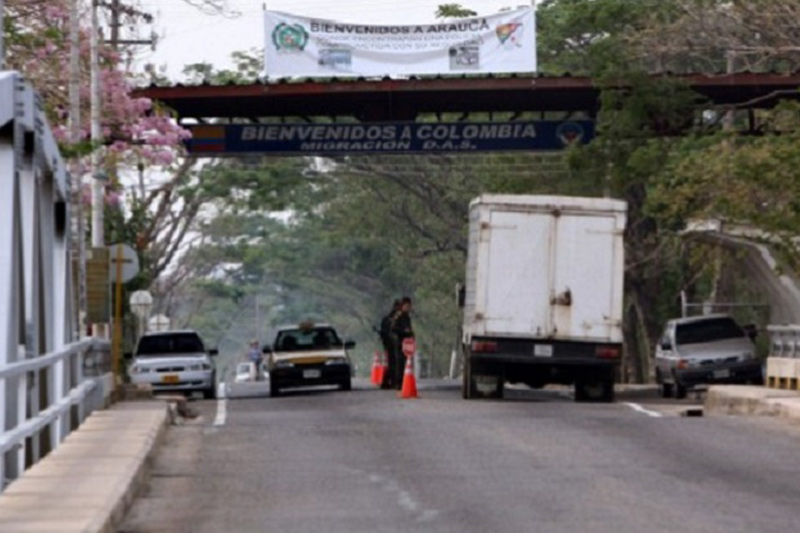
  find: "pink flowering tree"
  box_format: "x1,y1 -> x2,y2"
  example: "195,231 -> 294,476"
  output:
3,0 -> 203,287
5,0 -> 190,165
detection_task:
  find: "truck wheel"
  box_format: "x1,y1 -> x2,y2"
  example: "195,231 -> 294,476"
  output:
462,356 -> 475,399
493,379 -> 504,399
340,377 -> 352,391
674,378 -> 687,400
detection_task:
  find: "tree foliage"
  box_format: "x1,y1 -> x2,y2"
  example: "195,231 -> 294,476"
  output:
141,0 -> 800,380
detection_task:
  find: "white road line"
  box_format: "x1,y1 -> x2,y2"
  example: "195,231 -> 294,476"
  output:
213,383 -> 228,427
624,402 -> 663,418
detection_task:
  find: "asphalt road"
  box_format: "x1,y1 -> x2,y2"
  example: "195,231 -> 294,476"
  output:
119,380 -> 800,533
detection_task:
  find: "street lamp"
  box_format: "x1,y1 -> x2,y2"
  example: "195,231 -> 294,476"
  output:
129,290 -> 153,342
149,314 -> 171,332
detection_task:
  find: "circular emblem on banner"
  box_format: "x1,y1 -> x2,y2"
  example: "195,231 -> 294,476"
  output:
272,23 -> 309,52
402,338 -> 416,358
556,121 -> 586,147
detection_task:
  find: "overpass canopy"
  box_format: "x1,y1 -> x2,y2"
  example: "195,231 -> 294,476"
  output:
135,72 -> 800,123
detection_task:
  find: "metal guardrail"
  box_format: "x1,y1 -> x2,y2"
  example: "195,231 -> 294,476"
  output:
767,325 -> 800,358
0,339 -> 111,491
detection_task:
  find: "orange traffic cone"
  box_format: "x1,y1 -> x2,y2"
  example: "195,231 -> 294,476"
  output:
377,351 -> 386,385
370,351 -> 383,386
399,355 -> 418,399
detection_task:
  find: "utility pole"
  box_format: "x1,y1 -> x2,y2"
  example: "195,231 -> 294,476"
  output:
110,0 -> 121,46
1,0 -> 5,69
90,0 -> 108,339
104,0 -> 156,50
69,0 -> 87,339
90,0 -> 104,251
104,0 -> 155,208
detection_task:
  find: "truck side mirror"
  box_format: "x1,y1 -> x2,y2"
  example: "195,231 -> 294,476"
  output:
456,284 -> 466,308
209,349 -> 219,356
743,324 -> 758,340
262,345 -> 271,354
123,352 -> 133,360
345,340 -> 356,350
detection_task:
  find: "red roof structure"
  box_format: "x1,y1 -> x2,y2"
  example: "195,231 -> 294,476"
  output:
135,73 -> 800,122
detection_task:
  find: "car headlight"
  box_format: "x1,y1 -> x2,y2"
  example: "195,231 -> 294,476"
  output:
130,365 -> 150,375
324,359 -> 348,366
274,361 -> 295,369
188,363 -> 212,371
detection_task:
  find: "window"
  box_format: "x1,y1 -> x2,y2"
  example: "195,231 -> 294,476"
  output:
675,318 -> 745,346
136,333 -> 205,356
274,327 -> 343,352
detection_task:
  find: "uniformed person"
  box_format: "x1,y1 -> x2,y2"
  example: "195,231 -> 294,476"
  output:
379,300 -> 401,389
392,297 -> 414,390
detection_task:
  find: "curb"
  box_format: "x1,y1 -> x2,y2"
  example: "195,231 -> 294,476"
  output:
0,401 -> 170,533
705,385 -> 800,421
85,403 -> 170,533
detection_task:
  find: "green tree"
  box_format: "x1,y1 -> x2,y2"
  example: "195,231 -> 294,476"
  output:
435,4 -> 478,18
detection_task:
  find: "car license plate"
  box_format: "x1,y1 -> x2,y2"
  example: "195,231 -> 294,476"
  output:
303,369 -> 321,379
713,369 -> 731,379
534,344 -> 553,357
162,375 -> 179,384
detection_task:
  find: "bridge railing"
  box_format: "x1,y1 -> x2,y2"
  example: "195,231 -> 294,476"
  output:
0,339 -> 111,492
766,326 -> 800,390
768,325 -> 800,358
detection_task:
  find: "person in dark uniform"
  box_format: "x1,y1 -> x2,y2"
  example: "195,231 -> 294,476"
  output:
392,297 -> 414,390
379,300 -> 401,389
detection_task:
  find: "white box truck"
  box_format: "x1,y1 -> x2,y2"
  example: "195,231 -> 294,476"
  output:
459,195 -> 627,402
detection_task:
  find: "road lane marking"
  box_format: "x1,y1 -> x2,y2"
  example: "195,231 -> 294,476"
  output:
213,383 -> 227,427
624,402 -> 663,418
366,471 -> 439,523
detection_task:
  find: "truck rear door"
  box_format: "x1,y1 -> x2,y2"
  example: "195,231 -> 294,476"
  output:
483,210 -> 552,337
551,213 -> 619,341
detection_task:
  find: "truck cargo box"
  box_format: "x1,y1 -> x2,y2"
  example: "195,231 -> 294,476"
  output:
461,195 -> 627,401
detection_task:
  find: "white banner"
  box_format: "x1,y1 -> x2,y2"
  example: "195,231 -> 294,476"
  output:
264,8 -> 536,80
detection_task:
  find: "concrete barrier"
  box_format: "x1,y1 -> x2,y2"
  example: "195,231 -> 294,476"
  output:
766,357 -> 800,390
705,385 -> 800,421
766,326 -> 800,390
0,401 -> 169,533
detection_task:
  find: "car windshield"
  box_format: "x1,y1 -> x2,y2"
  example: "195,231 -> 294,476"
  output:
675,318 -> 745,346
274,327 -> 343,352
136,333 -> 205,356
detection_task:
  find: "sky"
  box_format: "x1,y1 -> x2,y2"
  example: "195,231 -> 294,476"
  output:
137,0 -> 528,79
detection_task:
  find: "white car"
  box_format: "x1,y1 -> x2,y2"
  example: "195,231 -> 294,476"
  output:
235,362 -> 255,383
128,330 -> 218,399
655,315 -> 762,399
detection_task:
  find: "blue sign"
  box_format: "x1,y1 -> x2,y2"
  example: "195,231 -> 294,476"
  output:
186,121 -> 595,156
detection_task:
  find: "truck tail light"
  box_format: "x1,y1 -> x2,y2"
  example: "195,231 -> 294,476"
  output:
596,346 -> 621,360
471,340 -> 498,353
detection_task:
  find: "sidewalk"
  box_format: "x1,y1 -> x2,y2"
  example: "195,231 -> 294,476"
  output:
0,401 -> 168,533
705,385 -> 800,419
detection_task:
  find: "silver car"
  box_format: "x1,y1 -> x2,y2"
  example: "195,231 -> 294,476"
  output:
128,330 -> 218,399
655,315 -> 762,399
